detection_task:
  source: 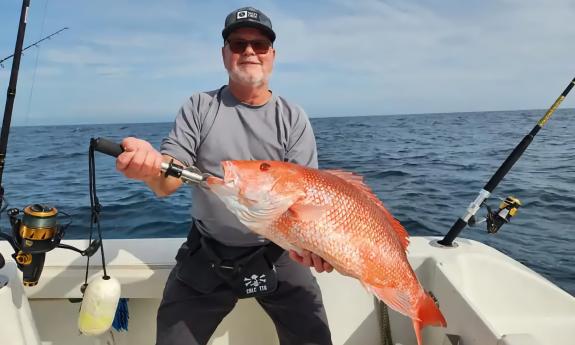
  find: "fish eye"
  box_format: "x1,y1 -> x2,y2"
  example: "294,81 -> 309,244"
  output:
259,162 -> 271,171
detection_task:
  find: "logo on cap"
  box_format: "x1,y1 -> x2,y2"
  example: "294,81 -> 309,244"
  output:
237,10 -> 259,20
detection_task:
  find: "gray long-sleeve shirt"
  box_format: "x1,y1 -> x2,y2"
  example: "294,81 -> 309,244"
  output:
161,86 -> 318,246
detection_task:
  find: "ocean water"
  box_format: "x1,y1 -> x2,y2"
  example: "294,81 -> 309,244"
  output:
1,109 -> 573,296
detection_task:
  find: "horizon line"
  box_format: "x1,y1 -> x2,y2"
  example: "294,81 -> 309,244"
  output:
11,106 -> 574,128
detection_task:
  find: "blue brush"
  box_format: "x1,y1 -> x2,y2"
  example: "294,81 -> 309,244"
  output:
112,298 -> 129,331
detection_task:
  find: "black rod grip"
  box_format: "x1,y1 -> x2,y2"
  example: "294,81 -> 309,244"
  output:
93,137 -> 124,158
484,134 -> 533,192
438,218 -> 468,246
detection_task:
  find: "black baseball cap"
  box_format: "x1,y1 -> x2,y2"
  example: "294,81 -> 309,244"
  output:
222,7 -> 276,43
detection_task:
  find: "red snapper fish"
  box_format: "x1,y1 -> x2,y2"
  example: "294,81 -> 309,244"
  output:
207,160 -> 446,344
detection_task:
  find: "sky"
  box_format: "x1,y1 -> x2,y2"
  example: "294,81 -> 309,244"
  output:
0,0 -> 574,125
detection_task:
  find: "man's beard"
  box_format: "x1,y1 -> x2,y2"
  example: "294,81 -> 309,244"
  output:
227,65 -> 270,87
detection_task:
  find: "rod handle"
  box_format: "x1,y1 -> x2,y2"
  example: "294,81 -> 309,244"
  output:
92,137 -> 124,158
438,218 -> 468,247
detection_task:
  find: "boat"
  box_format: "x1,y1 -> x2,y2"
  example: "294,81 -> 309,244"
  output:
1,235 -> 574,345
1,2 -> 574,345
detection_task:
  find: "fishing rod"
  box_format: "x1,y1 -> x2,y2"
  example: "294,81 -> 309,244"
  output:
92,137 -> 209,185
0,0 -> 100,284
0,2 -> 125,335
438,77 -> 575,247
0,0 -> 30,210
0,27 -> 69,68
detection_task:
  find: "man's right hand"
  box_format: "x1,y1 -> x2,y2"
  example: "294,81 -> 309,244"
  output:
116,137 -> 163,182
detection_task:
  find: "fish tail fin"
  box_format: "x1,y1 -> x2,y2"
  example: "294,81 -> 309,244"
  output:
412,292 -> 447,344
368,285 -> 414,319
417,291 -> 447,327
366,284 -> 446,345
412,319 -> 423,345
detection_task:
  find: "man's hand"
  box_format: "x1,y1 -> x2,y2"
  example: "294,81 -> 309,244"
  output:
116,137 -> 163,181
289,249 -> 334,273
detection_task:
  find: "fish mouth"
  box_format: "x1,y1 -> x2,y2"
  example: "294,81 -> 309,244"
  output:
219,161 -> 260,205
221,161 -> 239,187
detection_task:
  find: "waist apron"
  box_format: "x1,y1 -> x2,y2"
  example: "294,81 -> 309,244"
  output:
175,223 -> 284,298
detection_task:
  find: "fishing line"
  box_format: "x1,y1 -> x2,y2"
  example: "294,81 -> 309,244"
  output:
0,27 -> 68,68
24,0 -> 51,125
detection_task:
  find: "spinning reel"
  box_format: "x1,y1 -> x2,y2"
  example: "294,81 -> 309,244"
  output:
485,196 -> 522,234
0,203 -> 100,286
468,195 -> 522,234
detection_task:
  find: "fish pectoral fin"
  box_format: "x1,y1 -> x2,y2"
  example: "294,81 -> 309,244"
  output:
288,203 -> 327,222
368,284 -> 415,319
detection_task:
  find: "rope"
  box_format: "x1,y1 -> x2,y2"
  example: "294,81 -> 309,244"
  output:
379,301 -> 393,345
83,141 -> 109,291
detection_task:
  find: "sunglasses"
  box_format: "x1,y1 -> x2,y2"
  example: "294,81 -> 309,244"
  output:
226,39 -> 272,54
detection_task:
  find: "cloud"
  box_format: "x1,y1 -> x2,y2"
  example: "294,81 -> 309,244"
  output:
44,46 -> 117,66
269,0 -> 575,115
2,0 -> 574,123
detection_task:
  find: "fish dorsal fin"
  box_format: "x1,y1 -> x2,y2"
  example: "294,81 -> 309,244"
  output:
324,170 -> 372,197
324,170 -> 410,250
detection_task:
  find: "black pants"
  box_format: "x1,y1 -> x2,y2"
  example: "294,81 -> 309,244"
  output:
156,248 -> 333,345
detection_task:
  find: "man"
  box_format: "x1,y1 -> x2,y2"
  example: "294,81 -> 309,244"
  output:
116,7 -> 334,345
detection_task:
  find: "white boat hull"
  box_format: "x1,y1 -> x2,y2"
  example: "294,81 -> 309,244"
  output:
1,236 -> 573,345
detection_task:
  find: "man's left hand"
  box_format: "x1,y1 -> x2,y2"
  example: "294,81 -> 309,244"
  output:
289,249 -> 334,273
